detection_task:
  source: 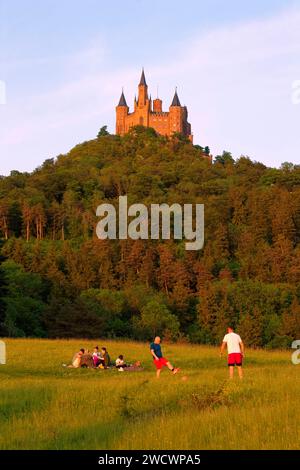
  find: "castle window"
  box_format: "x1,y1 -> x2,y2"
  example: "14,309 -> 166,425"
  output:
139,117 -> 144,125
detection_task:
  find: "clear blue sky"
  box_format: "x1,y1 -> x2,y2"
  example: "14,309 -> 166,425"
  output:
0,0 -> 300,174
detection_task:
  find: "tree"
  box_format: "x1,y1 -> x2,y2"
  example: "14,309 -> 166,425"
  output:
80,288 -> 129,337
97,125 -> 109,138
44,296 -> 104,338
0,241 -> 8,335
1,260 -> 47,337
214,151 -> 234,165
22,203 -> 34,241
280,162 -> 294,172
238,307 -> 263,347
0,201 -> 9,239
133,299 -> 180,341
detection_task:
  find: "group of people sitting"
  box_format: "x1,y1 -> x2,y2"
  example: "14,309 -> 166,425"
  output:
66,345 -> 143,372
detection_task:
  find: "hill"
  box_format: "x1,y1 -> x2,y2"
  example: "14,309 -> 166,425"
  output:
0,127 -> 300,346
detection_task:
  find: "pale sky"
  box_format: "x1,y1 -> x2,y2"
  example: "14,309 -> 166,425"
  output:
0,0 -> 300,175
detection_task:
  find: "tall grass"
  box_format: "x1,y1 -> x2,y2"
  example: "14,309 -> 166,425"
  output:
0,339 -> 298,449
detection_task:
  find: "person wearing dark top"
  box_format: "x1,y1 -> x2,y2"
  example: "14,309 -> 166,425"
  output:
150,336 -> 180,379
99,347 -> 111,369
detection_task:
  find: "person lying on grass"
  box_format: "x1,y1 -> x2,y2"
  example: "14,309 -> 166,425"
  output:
150,336 -> 180,379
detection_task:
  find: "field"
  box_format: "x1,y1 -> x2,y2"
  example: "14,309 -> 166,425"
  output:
0,339 -> 299,450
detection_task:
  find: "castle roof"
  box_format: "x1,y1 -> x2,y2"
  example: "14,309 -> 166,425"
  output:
118,90 -> 128,107
171,89 -> 181,107
139,68 -> 147,86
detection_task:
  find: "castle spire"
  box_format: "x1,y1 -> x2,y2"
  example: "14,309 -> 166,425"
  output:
118,89 -> 128,107
139,68 -> 147,86
171,87 -> 181,107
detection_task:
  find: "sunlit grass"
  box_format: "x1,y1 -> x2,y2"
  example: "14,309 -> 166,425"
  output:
0,338 -> 298,449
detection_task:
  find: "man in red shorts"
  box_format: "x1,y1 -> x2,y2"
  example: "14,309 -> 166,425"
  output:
220,326 -> 244,379
150,336 -> 180,379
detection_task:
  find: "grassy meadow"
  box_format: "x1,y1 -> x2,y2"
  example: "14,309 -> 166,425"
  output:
0,338 -> 299,450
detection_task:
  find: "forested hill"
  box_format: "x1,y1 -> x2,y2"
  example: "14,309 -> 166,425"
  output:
0,126 -> 300,346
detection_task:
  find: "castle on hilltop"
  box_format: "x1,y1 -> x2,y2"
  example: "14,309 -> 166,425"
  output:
116,69 -> 193,142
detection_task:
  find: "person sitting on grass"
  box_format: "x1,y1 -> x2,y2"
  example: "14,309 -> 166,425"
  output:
150,336 -> 180,379
67,348 -> 84,368
80,349 -> 94,368
92,346 -> 102,367
115,354 -> 127,371
99,347 -> 111,369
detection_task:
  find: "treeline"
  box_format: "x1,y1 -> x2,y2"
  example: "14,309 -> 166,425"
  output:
0,126 -> 300,346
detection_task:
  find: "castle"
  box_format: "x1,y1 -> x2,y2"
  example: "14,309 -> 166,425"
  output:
116,69 -> 193,142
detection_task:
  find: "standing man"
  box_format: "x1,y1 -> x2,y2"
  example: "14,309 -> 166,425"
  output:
150,336 -> 180,379
220,326 -> 245,379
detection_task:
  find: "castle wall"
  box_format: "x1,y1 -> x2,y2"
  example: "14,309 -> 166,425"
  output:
149,112 -> 169,136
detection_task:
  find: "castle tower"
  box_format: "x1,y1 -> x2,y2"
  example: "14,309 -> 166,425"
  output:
153,98 -> 162,112
169,89 -> 184,134
115,90 -> 129,136
137,68 -> 148,106
136,68 -> 150,127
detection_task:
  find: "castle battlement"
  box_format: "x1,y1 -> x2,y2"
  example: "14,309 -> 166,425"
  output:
151,112 -> 169,117
116,69 -> 193,142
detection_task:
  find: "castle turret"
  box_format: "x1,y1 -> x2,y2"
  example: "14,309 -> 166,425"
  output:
116,90 -> 129,135
169,88 -> 184,135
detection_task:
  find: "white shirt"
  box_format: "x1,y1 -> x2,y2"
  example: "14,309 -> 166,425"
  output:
223,332 -> 242,354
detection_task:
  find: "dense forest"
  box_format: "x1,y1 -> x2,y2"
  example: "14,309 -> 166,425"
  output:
1,126 -> 300,347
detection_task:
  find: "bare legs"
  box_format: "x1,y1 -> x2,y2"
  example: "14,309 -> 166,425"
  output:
228,365 -> 243,379
156,361 -> 179,379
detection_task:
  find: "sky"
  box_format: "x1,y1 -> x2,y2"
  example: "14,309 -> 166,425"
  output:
0,0 -> 300,175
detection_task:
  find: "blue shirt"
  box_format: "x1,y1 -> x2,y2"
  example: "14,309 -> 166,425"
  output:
150,342 -> 162,358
